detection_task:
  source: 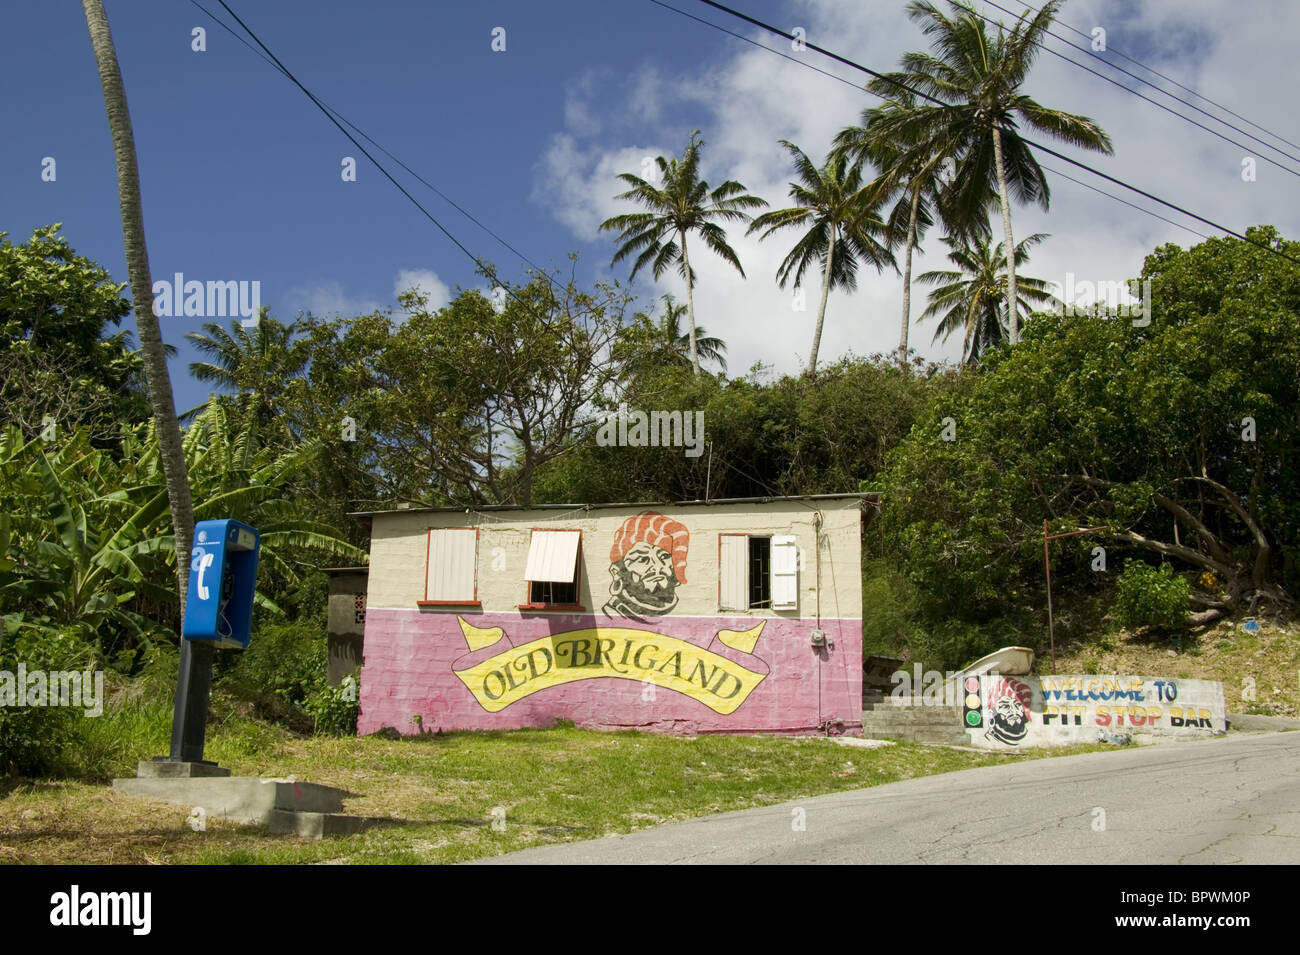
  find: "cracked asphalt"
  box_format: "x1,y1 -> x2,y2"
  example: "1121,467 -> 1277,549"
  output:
477,731 -> 1300,864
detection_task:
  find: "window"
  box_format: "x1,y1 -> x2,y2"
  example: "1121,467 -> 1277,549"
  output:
421,527 -> 479,605
719,533 -> 798,612
522,529 -> 583,608
748,536 -> 770,608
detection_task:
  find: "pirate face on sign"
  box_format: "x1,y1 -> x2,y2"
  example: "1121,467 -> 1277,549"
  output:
604,511 -> 689,617
986,677 -> 1031,746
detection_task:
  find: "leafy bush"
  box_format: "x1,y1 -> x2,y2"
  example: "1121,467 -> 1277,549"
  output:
860,558 -> 1041,670
860,559 -> 922,658
0,626 -> 96,776
304,673 -> 359,737
1112,561 -> 1190,632
217,619 -> 326,732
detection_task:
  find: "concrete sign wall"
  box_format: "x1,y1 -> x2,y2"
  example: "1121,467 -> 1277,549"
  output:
960,673 -> 1226,749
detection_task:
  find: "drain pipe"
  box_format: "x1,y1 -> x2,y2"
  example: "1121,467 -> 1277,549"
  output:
814,510 -> 823,628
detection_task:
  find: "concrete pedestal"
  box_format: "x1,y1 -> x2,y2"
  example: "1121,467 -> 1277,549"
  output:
139,760 -> 231,778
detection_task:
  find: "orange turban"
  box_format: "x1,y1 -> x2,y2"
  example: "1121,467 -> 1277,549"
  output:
609,510 -> 689,584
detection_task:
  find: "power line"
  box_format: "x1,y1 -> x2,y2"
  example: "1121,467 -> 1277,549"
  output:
682,0 -> 1300,269
211,2 -> 501,282
1011,0 -> 1300,155
190,0 -> 556,285
1037,164 -> 1211,241
971,0 -> 1300,179
199,0 -> 620,325
645,0 -> 1210,247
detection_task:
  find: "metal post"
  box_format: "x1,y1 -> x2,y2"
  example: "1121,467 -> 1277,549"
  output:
166,638 -> 216,763
1044,520 -> 1056,674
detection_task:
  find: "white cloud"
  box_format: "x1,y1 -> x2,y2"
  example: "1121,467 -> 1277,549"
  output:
286,281 -> 383,319
532,0 -> 1300,376
393,268 -> 452,311
287,267 -> 453,321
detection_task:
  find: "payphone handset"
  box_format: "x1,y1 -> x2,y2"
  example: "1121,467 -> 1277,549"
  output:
195,550 -> 216,601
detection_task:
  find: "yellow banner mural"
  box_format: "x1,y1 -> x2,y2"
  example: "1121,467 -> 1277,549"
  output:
452,617 -> 769,714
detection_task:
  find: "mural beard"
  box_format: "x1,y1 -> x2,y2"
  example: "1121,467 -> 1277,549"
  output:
987,692 -> 1030,746
604,558 -> 679,616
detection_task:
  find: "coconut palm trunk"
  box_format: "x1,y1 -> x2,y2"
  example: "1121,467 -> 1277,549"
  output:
991,125 -> 1020,344
678,228 -> 700,375
810,226 -> 835,378
82,0 -> 195,610
899,180 -> 921,360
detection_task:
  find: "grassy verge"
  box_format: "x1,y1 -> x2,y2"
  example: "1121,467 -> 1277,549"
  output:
1,725 -> 1106,865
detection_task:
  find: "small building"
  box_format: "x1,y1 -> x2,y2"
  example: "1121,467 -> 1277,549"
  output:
323,566 -> 369,686
349,495 -> 870,736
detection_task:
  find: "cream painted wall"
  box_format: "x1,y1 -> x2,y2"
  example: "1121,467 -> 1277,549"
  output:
365,498 -> 864,620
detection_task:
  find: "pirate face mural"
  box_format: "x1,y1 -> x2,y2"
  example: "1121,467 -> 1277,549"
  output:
985,677 -> 1032,746
604,511 -> 689,617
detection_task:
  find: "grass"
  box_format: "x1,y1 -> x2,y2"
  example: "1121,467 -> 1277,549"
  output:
0,724 -> 1105,865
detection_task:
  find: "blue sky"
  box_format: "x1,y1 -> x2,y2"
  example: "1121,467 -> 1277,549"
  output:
4,0 -> 1299,416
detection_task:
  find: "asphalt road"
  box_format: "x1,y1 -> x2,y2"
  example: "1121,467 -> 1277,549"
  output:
478,731 -> 1300,864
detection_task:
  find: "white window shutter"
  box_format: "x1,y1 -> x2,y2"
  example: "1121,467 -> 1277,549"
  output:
524,529 -> 581,583
426,528 -> 478,601
718,534 -> 748,610
770,535 -> 798,610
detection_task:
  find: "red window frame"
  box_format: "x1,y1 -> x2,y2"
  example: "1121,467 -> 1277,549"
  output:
417,526 -> 482,608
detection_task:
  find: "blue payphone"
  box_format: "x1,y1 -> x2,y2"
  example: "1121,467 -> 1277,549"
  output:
182,519 -> 260,649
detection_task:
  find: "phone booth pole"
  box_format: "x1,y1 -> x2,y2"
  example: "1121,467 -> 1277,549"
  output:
158,519 -> 260,769
1043,521 -> 1107,675
167,639 -> 216,762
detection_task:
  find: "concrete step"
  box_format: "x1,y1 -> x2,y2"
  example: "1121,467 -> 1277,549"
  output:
113,776 -> 346,826
861,713 -> 964,726
269,811 -> 385,838
864,697 -> 963,712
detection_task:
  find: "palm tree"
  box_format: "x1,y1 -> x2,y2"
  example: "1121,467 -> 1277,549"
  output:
82,0 -> 195,610
833,75 -> 989,360
747,141 -> 894,378
646,293 -> 728,372
618,293 -> 727,389
600,130 -> 767,375
887,0 -> 1113,343
185,311 -> 308,436
915,232 -> 1058,364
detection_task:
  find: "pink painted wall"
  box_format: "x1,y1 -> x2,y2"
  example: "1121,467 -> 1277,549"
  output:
356,610 -> 862,736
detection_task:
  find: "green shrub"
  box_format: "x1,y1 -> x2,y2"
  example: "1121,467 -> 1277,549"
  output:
217,618 -> 326,732
0,626 -> 97,777
859,559 -> 1040,670
304,672 -> 359,736
860,559 -> 921,657
1112,561 -> 1190,632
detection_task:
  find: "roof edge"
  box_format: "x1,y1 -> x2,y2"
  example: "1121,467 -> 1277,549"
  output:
347,492 -> 878,519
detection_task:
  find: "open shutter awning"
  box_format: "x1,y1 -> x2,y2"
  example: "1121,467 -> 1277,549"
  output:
524,529 -> 581,582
